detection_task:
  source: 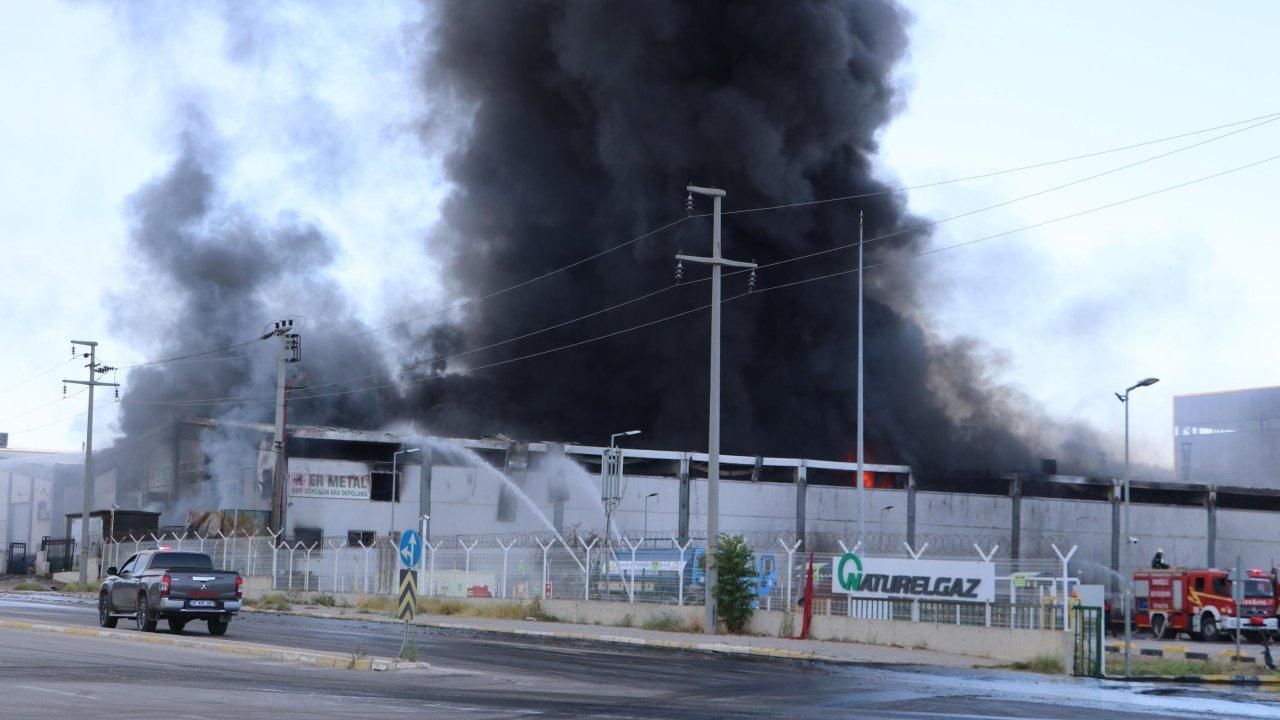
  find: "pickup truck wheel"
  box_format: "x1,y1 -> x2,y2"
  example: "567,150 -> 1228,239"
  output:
98,593 -> 117,628
168,619 -> 187,634
207,619 -> 229,636
136,594 -> 157,632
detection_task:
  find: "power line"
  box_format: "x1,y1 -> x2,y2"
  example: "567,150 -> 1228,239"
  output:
0,387 -> 86,425
109,109 -> 1280,369
8,399 -> 116,435
124,148 -> 1280,412
0,357 -> 76,396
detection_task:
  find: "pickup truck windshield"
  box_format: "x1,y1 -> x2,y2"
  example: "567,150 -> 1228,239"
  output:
149,552 -> 213,570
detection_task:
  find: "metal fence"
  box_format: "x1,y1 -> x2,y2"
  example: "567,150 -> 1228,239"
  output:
99,530 -> 1078,632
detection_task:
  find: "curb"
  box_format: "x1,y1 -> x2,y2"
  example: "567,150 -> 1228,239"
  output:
240,606 -> 827,663
1111,674 -> 1280,686
0,618 -> 427,672
1106,643 -> 1259,664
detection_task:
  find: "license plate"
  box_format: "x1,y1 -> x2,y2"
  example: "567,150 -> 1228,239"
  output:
187,600 -> 217,608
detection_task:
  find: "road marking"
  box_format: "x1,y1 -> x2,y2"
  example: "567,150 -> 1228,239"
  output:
15,684 -> 89,699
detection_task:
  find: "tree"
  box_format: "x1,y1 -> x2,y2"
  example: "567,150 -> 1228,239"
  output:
713,534 -> 758,634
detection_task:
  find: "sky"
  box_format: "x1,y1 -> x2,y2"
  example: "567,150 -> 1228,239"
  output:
0,1 -> 1277,472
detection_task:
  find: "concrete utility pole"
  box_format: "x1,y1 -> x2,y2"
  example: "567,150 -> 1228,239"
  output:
856,211 -> 866,547
65,340 -> 118,585
263,319 -> 300,535
1116,376 -> 1158,678
678,185 -> 756,635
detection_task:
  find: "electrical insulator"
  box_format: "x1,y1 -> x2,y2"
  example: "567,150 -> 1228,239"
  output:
114,387 -> 119,400
685,191 -> 693,216
748,263 -> 757,293
62,384 -> 67,396
675,256 -> 684,284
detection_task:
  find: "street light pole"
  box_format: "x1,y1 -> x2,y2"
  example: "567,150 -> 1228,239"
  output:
679,185 -> 756,635
390,448 -> 420,538
1117,376 -> 1158,678
644,492 -> 658,536
604,430 -> 640,591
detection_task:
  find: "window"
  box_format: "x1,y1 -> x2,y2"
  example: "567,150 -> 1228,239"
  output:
118,555 -> 138,576
348,531 -> 375,547
1212,577 -> 1229,596
370,469 -> 399,502
294,526 -> 323,548
149,552 -> 213,570
1194,577 -> 1205,592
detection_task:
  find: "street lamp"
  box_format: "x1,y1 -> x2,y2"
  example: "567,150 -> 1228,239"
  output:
390,448 -> 421,538
1116,376 -> 1158,678
644,493 -> 658,536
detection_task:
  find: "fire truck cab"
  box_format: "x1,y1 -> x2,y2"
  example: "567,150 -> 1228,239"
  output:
1134,567 -> 1277,641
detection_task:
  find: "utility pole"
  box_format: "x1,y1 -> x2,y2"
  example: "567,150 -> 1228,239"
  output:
262,319 -> 300,536
679,185 -> 756,635
856,211 -> 865,548
65,340 -> 118,585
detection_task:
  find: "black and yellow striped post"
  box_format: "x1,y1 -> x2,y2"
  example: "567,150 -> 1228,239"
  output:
398,569 -> 418,659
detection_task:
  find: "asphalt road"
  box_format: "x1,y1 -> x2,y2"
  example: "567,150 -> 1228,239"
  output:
0,593 -> 1276,719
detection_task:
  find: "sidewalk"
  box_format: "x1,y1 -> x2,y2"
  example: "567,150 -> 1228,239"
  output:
245,604 -> 1005,668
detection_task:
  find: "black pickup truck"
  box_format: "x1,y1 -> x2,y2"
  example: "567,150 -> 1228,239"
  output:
98,550 -> 242,635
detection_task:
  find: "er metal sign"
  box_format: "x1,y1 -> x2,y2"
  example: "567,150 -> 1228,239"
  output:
831,553 -> 996,603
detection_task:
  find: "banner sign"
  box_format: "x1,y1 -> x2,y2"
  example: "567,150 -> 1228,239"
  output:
288,459 -> 372,500
607,560 -> 686,575
831,553 -> 996,603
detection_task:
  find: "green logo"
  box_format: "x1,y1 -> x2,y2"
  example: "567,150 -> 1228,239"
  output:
837,552 -> 863,591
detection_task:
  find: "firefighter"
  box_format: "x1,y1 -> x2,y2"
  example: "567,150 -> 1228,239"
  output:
1151,549 -> 1169,570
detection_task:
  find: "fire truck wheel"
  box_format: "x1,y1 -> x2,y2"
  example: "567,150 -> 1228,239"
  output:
1150,614 -> 1170,640
1200,614 -> 1219,642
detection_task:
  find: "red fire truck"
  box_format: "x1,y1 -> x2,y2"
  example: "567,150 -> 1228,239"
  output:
1133,567 -> 1277,640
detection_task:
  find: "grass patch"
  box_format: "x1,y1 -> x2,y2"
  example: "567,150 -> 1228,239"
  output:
1128,657 -> 1277,677
56,582 -> 98,593
11,581 -> 47,591
356,595 -> 395,614
418,598 -> 467,616
641,611 -> 692,633
617,613 -> 634,628
247,593 -> 293,612
311,593 -> 336,607
1006,655 -> 1063,674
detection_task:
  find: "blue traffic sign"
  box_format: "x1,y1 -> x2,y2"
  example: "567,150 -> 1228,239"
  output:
398,529 -> 422,568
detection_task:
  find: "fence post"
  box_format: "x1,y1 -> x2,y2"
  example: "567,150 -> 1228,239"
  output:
579,536 -> 597,601
779,537 -> 802,608
303,543 -> 314,592
130,533 -> 140,557
219,531 -> 229,570
496,537 -> 515,599
267,529 -> 282,591
536,537 -> 553,600
459,538 -> 478,595
175,532 -> 185,552
359,540 -> 370,595
620,536 -> 641,603
327,540 -> 342,593
672,536 -> 692,607
425,540 -> 438,597
198,532 -> 206,554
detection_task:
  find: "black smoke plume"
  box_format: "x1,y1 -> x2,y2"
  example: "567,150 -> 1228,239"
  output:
412,0 -> 1102,480
111,112 -> 400,444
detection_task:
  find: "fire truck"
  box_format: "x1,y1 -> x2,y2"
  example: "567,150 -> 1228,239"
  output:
1133,567 -> 1277,641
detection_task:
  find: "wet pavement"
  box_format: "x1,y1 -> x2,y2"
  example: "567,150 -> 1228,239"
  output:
0,592 -> 1276,718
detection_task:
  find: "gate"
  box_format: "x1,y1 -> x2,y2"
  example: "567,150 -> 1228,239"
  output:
1072,605 -> 1103,677
7,542 -> 29,575
41,537 -> 75,574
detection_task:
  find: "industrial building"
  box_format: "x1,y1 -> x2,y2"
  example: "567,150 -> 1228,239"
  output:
0,446 -> 82,574
6,413 -> 1280,589
1174,385 -> 1280,489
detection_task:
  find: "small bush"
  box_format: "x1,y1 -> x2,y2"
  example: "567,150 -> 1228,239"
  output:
641,612 -> 690,632
356,595 -> 395,614
57,582 -> 98,593
419,598 -> 466,616
618,613 -> 634,628
311,593 -> 336,607
12,581 -> 47,591
525,598 -> 562,622
713,534 -> 758,634
248,593 -> 293,612
1007,655 -> 1063,674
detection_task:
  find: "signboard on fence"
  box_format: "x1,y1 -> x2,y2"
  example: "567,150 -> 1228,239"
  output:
288,459 -> 372,500
831,553 -> 996,603
606,559 -> 686,575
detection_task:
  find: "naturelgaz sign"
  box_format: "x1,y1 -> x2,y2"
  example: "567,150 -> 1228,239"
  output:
832,553 -> 996,603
